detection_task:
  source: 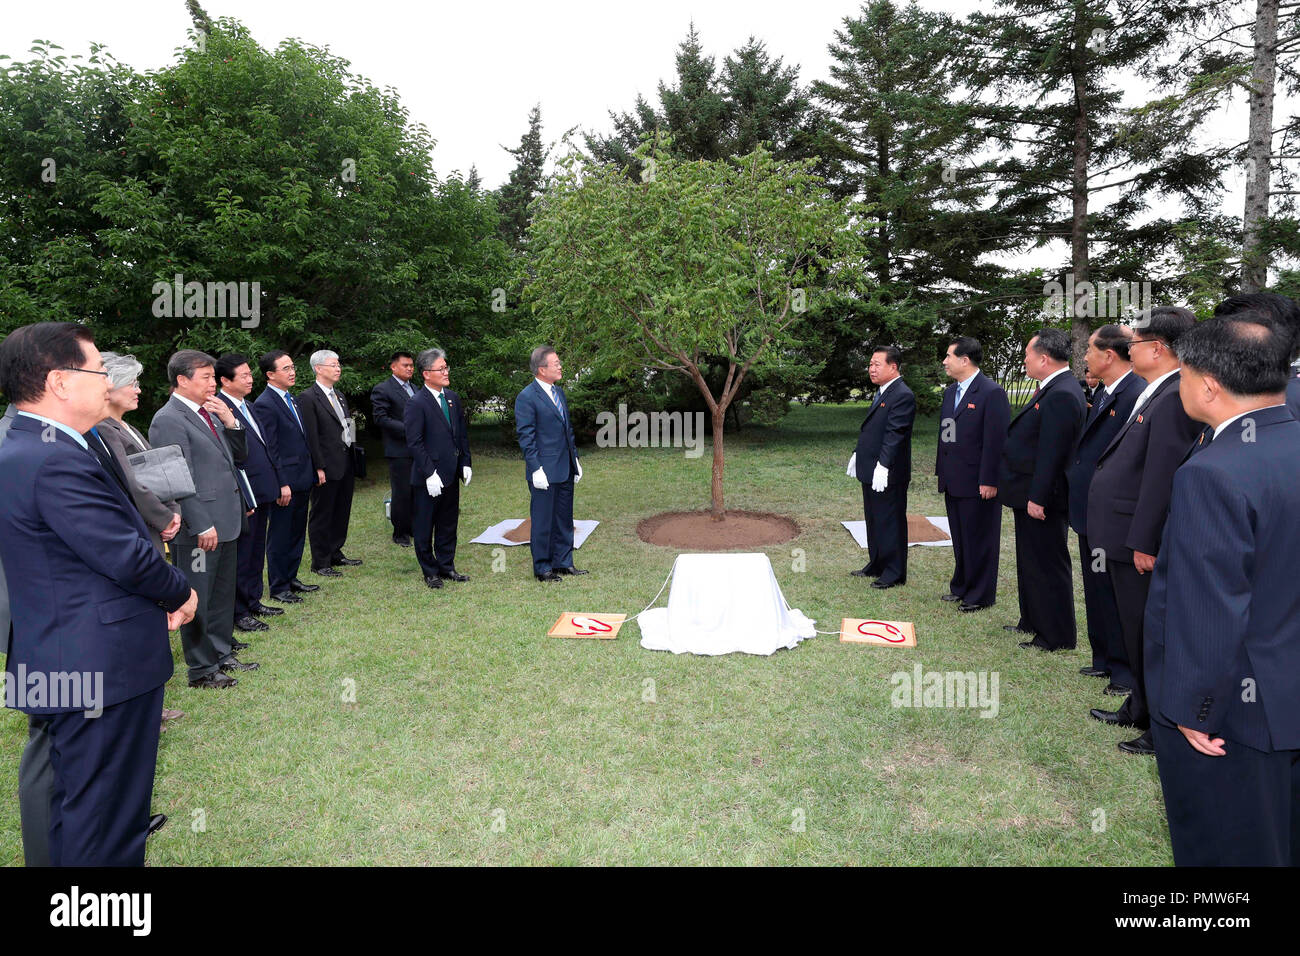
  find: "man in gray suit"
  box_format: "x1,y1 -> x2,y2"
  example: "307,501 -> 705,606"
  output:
150,351 -> 260,689
1,404 -> 55,865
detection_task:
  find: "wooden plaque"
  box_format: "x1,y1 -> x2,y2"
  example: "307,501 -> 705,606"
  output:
839,618 -> 917,647
548,612 -> 626,639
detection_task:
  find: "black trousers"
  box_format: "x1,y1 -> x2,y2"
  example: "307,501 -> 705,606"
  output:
308,457 -> 355,570
1011,506 -> 1075,648
413,477 -> 460,578
173,533 -> 238,681
267,490 -> 309,593
234,501 -> 270,617
387,455 -> 414,538
46,685 -> 164,866
1110,559 -> 1152,727
530,475 -> 575,576
944,492 -> 1000,607
862,479 -> 908,585
20,716 -> 54,867
1079,533 -> 1132,684
1152,719 -> 1300,865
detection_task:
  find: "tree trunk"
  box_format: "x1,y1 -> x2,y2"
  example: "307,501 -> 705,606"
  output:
1242,0 -> 1278,293
710,405 -> 726,518
1069,8 -> 1092,373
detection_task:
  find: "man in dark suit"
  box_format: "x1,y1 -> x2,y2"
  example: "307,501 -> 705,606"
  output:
218,353 -> 286,633
1087,307 -> 1202,755
847,346 -> 916,589
253,350 -> 319,605
371,350 -> 418,547
0,322 -> 196,865
1213,292 -> 1300,423
1066,325 -> 1144,692
998,328 -> 1087,651
405,348 -> 472,588
1145,313 -> 1300,864
515,345 -> 587,582
934,337 -> 1010,612
298,349 -> 360,576
150,350 -> 259,689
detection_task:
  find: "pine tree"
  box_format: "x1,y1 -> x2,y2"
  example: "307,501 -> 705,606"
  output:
495,104 -> 547,250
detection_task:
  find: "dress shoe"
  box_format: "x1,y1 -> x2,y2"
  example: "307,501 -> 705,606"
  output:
289,579 -> 320,593
1103,682 -> 1132,697
161,708 -> 185,721
1017,638 -> 1055,651
219,656 -> 260,673
424,575 -> 444,589
189,671 -> 238,689
332,554 -> 363,567
393,535 -> 412,548
1118,731 -> 1155,756
439,571 -> 470,582
554,567 -> 588,576
252,601 -> 284,617
271,590 -> 303,604
958,602 -> 990,613
1078,666 -> 1110,678
311,566 -> 344,577
1089,707 -> 1136,727
849,567 -> 879,578
235,615 -> 269,632
871,580 -> 900,590
230,638 -> 251,652
1003,624 -> 1035,636
148,813 -> 167,837
535,571 -> 562,582
940,593 -> 962,602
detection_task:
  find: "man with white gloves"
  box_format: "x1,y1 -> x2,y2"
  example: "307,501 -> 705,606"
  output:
848,345 -> 916,588
515,345 -> 587,583
404,348 -> 472,589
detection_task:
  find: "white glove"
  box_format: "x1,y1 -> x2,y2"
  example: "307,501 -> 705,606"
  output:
846,452 -> 857,479
426,472 -> 444,498
462,466 -> 472,486
575,459 -> 583,483
531,467 -> 550,491
871,462 -> 889,493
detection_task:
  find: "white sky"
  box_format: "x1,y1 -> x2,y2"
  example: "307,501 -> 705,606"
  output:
1,0 -> 1279,267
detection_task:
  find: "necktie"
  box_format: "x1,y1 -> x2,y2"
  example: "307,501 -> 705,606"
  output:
439,391 -> 451,424
1128,389 -> 1149,423
284,392 -> 304,431
329,391 -> 351,446
549,387 -> 564,420
198,406 -> 221,441
402,380 -> 414,398
239,402 -> 262,441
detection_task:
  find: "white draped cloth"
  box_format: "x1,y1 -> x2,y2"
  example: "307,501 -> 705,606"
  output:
638,553 -> 816,656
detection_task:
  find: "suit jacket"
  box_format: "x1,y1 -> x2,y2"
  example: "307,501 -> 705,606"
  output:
253,385 -> 314,492
0,405 -> 16,645
298,382 -> 353,480
515,380 -> 578,482
218,392 -> 280,506
1145,405 -> 1300,750
935,372 -> 1010,498
1086,371 -> 1201,563
1065,369 -> 1145,535
372,376 -> 416,459
405,386 -> 471,488
855,377 -> 916,482
1287,372 -> 1300,423
149,395 -> 248,542
96,416 -> 179,553
998,371 -> 1086,511
0,416 -> 191,713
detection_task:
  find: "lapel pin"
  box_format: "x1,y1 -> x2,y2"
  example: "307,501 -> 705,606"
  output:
1034,402 -> 1040,410
967,402 -> 976,409
1137,413 -> 1144,423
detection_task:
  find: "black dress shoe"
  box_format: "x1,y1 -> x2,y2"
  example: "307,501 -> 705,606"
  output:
940,593 -> 962,602
252,601 -> 285,617
958,602 -> 990,613
289,579 -> 320,593
393,535 -> 412,548
332,555 -> 363,567
1018,638 -> 1055,651
1079,666 -> 1110,678
235,615 -> 269,632
1089,708 -> 1137,727
554,567 -> 588,575
1103,682 -> 1133,697
311,566 -> 344,577
1118,732 -> 1155,756
871,580 -> 899,590
439,571 -> 470,582
1003,624 -> 1035,636
271,590 -> 303,604
220,656 -> 260,673
535,571 -> 562,582
189,672 -> 238,689
230,638 -> 250,652
147,813 -> 167,837
424,575 -> 443,589
849,567 -> 879,578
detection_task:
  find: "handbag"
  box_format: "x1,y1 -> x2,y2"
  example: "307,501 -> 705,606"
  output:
126,444 -> 197,501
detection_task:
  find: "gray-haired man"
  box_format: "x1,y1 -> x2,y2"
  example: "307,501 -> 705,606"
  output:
297,350 -> 360,575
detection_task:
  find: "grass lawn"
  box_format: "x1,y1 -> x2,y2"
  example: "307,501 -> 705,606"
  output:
0,402 -> 1171,865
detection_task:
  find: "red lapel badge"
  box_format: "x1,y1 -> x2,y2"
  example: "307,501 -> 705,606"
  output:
1109,408 -> 1115,416
1033,402 -> 1040,410
967,402 -> 976,409
1136,413 -> 1144,424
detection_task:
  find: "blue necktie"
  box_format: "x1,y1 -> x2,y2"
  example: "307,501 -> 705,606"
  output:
284,392 -> 304,432
549,387 -> 564,420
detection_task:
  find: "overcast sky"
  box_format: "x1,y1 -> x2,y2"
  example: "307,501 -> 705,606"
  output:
1,0 -> 1271,235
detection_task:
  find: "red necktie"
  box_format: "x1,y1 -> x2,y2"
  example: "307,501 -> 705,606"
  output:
198,407 -> 221,441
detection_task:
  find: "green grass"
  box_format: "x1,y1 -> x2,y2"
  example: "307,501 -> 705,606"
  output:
0,403 -> 1171,865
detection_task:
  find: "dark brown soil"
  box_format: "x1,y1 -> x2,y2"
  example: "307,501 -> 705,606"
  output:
907,514 -> 950,543
637,510 -> 801,550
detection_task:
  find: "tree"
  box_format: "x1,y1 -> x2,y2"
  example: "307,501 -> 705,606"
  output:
523,138 -> 866,517
495,104 -> 547,250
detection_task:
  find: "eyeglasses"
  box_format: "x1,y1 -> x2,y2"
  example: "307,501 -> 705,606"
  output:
429,365 -> 450,373
59,367 -> 110,377
1129,339 -> 1161,350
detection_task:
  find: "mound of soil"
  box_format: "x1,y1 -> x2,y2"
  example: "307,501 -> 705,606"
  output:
636,510 -> 801,550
